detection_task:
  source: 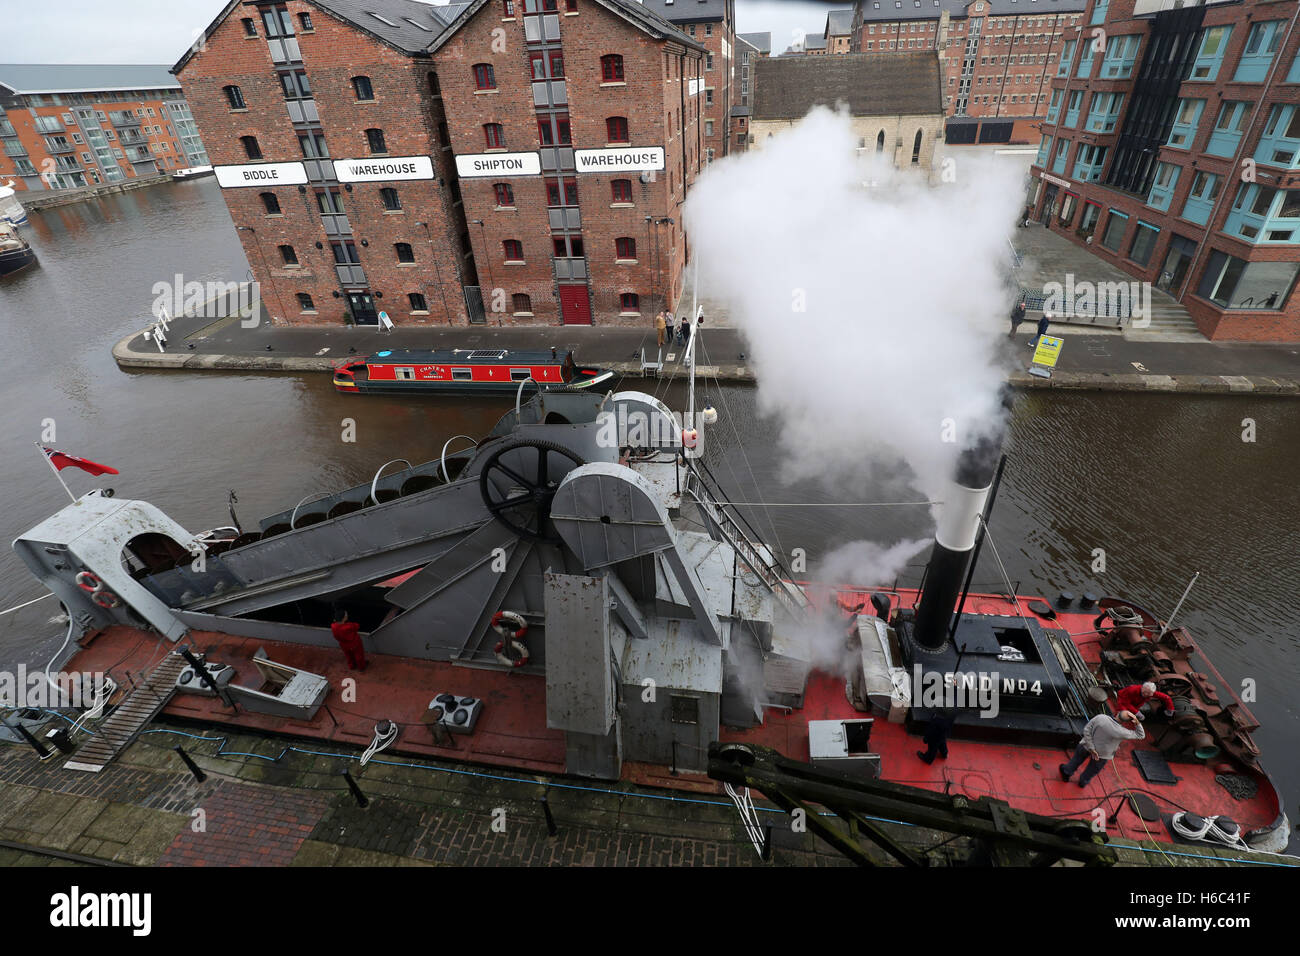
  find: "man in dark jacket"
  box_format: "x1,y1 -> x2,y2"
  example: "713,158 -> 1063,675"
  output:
917,711 -> 957,764
1009,300 -> 1027,338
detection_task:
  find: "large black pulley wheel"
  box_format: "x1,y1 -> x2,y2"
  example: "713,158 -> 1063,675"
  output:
478,439 -> 585,540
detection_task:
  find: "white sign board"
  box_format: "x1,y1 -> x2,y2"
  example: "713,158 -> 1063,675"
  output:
214,162 -> 308,188
1040,172 -> 1070,189
455,152 -> 542,178
574,147 -> 666,174
334,156 -> 434,183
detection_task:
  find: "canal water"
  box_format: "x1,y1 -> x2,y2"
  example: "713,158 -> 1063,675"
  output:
0,180 -> 1295,845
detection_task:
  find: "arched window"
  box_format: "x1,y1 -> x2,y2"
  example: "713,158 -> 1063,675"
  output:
876,129 -> 885,153
611,179 -> 632,203
223,85 -> 245,109
601,54 -> 625,82
615,236 -> 636,260
503,239 -> 523,261
473,63 -> 497,90
297,293 -> 315,311
620,292 -> 640,313
278,244 -> 298,265
484,123 -> 505,149
352,76 -> 374,101
259,192 -> 280,214
240,135 -> 262,159
512,293 -> 532,314
606,116 -> 629,143
912,129 -> 923,164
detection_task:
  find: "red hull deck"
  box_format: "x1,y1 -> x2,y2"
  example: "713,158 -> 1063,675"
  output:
58,588 -> 1283,847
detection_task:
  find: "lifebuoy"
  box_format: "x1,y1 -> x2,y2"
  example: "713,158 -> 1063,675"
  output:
494,639 -> 530,668
76,571 -> 102,592
92,589 -> 121,609
491,611 -> 529,667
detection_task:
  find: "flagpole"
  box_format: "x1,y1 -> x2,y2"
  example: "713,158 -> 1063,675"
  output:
35,442 -> 77,503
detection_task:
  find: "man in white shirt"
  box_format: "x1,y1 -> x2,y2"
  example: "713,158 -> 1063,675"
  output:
1059,710 -> 1145,788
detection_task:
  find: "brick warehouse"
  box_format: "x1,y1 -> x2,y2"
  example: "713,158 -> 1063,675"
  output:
849,0 -> 1087,144
1028,0 -> 1300,341
175,0 -> 705,327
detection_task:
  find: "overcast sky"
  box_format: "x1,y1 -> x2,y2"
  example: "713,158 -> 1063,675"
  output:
0,0 -> 846,64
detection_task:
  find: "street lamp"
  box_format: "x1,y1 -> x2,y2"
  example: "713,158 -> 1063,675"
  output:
235,225 -> 288,323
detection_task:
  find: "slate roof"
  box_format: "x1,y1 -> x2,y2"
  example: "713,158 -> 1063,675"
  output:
752,52 -> 942,120
738,31 -> 772,54
854,0 -> 1085,24
826,9 -> 855,37
636,0 -> 728,24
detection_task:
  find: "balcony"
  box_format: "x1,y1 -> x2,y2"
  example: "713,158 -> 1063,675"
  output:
1085,108 -> 1121,134
1075,44 -> 1096,80
335,264 -> 366,285
1045,98 -> 1061,125
126,146 -> 153,163
1224,185 -> 1300,244
547,207 -> 580,231
1072,147 -> 1107,183
1206,127 -> 1243,159
108,110 -> 140,127
287,99 -> 319,124
44,138 -> 75,154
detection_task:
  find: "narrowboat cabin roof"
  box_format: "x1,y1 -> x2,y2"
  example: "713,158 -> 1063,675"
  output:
351,348 -> 577,366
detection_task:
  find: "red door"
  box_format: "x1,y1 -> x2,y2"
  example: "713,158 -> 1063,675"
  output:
559,284 -> 592,325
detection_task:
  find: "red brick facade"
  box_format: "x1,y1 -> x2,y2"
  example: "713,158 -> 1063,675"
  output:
176,0 -> 703,327
1029,0 -> 1300,341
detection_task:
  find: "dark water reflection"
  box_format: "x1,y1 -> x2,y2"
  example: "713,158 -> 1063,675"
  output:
0,180 -> 1295,847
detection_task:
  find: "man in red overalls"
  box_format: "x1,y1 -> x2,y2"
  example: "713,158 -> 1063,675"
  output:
331,608 -> 367,671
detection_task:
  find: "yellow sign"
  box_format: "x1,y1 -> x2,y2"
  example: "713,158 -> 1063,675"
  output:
1032,335 -> 1064,368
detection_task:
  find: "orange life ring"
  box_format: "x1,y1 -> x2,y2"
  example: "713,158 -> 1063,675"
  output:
494,639 -> 530,668
491,610 -> 528,639
76,571 -> 101,593
92,589 -> 121,609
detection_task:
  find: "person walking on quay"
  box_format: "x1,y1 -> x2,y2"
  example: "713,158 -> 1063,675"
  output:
331,607 -> 368,672
679,315 -> 692,349
664,313 -> 674,347
655,310 -> 666,348
1032,310 -> 1053,347
1009,299 -> 1027,339
1059,710 -> 1145,788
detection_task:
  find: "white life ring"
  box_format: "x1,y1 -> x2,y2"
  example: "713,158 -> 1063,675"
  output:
92,589 -> 121,609
491,610 -> 528,639
491,611 -> 529,667
76,571 -> 102,593
494,639 -> 530,668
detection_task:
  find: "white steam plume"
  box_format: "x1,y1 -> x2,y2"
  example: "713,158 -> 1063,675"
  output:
684,106 -> 1022,503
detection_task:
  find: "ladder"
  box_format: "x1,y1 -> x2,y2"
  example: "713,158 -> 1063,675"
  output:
63,653 -> 190,773
683,467 -> 808,619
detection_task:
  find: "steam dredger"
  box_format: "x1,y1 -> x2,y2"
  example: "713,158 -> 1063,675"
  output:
11,378 -> 1290,858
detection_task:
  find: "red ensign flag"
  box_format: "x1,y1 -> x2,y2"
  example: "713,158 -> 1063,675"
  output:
42,447 -> 119,477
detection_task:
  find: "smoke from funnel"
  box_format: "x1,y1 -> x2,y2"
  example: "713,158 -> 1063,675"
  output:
683,106 -> 1022,502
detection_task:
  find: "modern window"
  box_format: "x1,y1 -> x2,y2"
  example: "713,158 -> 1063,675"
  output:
352,76 -> 374,101
1207,101 -> 1251,158
300,131 -> 328,157
1167,98 -> 1205,149
260,192 -> 281,214
494,182 -> 514,206
512,293 -> 532,314
474,63 -> 497,90
615,236 -> 636,260
620,293 -> 640,313
297,293 -> 315,311
280,71 -> 311,100
332,240 -> 360,263
1078,201 -> 1103,239
1234,20 -> 1284,83
1146,161 -> 1180,212
484,123 -> 506,149
503,239 -> 523,261
1197,251 -> 1299,310
545,178 -> 578,206
223,85 -> 246,110
395,242 -> 415,263
606,116 -> 629,143
1100,210 -> 1128,252
1129,221 -> 1159,266
1190,25 -> 1232,81
380,187 -> 401,211
278,244 -> 298,265
408,293 -> 427,312
365,128 -> 387,154
601,54 -> 624,82
611,179 -> 632,203
240,135 -> 262,159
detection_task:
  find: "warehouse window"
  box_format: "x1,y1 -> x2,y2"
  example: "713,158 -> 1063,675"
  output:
473,63 -> 497,90
620,293 -> 640,313
601,54 -> 624,82
278,244 -> 298,265
352,76 -> 374,101
494,183 -> 515,207
615,236 -> 636,260
503,239 -> 523,261
380,187 -> 401,210
512,293 -> 532,314
484,123 -> 505,149
223,85 -> 245,110
365,128 -> 387,154
408,293 -> 428,312
611,179 -> 632,203
606,116 -> 629,143
395,242 -> 415,263
260,192 -> 281,214
241,17 -> 257,36
240,135 -> 262,159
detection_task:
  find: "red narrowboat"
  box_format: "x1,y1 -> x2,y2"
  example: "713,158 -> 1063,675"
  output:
333,347 -> 615,395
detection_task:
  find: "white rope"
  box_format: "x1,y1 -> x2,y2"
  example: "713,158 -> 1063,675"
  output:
724,783 -> 767,859
713,500 -> 942,508
68,676 -> 118,736
360,720 -> 399,766
0,592 -> 54,616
